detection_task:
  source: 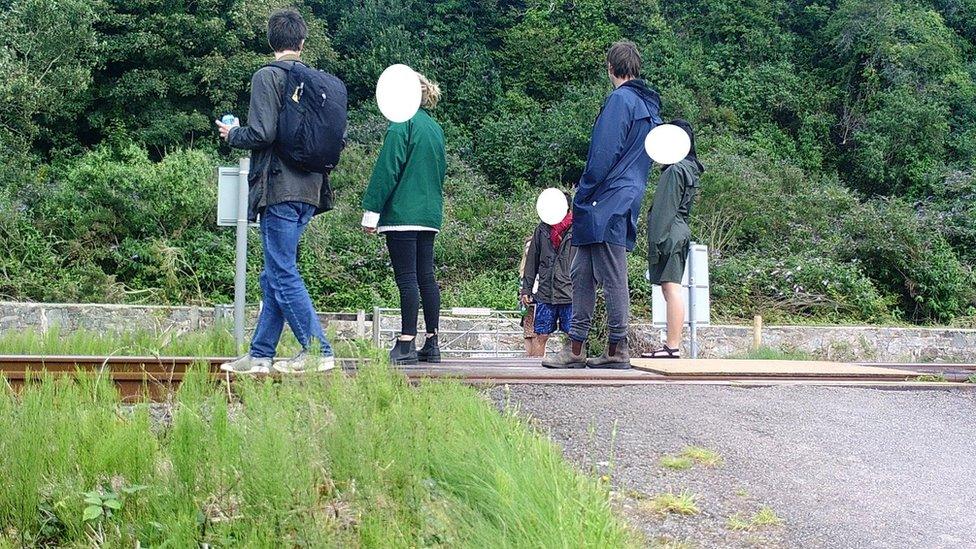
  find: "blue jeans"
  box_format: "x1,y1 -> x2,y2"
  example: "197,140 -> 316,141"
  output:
250,202 -> 333,358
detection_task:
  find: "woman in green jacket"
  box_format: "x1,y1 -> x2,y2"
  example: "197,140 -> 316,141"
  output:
361,74 -> 447,365
643,119 -> 704,359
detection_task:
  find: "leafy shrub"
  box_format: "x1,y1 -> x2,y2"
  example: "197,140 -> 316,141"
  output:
691,148 -> 859,261
920,170 -> 976,266
0,193 -> 117,302
848,197 -> 975,323
710,253 -> 895,323
20,144 -> 231,304
2,0 -> 976,326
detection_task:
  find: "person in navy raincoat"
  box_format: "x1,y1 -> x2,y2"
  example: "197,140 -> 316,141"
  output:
543,40 -> 662,370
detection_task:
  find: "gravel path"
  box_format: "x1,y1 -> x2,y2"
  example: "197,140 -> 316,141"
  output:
491,384 -> 976,548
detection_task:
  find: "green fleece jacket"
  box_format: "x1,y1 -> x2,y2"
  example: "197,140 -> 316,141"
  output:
362,109 -> 446,230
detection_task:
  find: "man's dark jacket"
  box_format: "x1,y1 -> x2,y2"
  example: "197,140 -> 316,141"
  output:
573,79 -> 662,251
227,54 -> 331,221
520,223 -> 576,305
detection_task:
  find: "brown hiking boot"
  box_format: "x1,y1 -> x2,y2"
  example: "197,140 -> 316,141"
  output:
542,340 -> 587,369
586,339 -> 631,369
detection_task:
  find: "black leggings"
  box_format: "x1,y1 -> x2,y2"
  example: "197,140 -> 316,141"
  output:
386,231 -> 441,336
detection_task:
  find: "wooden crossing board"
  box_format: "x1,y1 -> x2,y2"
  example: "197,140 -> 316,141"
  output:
631,359 -> 921,379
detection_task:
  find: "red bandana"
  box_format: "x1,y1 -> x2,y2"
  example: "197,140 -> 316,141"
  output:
550,211 -> 573,249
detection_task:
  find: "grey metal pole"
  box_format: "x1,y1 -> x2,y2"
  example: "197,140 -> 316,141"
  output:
372,306 -> 382,348
233,157 -> 250,356
687,242 -> 698,359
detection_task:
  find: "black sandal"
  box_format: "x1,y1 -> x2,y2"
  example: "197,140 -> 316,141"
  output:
641,345 -> 681,359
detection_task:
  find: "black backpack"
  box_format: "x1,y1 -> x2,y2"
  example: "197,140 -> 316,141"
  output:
267,60 -> 348,174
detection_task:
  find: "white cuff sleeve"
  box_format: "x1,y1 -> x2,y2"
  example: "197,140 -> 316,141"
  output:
361,211 -> 380,229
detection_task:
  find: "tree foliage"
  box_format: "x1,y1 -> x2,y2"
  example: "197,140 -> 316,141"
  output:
1,0 -> 974,323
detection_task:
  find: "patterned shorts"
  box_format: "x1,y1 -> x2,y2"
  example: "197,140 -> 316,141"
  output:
533,303 -> 573,335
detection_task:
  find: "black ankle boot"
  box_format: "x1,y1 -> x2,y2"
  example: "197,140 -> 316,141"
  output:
417,335 -> 441,363
389,338 -> 418,365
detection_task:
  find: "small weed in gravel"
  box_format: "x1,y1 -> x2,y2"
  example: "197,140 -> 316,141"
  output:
966,374 -> 976,384
752,506 -> 784,527
914,374 -> 948,383
643,492 -> 700,516
727,505 -> 784,531
726,514 -> 752,531
652,536 -> 695,548
658,446 -> 723,472
659,456 -> 694,470
680,446 -> 723,467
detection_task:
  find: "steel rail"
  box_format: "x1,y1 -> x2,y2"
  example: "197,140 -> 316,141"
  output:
1,355 -> 973,401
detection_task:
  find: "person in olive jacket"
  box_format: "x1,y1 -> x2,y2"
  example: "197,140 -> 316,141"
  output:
361,74 -> 446,365
643,119 -> 704,359
520,205 -> 576,357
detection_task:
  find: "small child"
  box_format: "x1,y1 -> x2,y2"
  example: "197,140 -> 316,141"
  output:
520,207 -> 575,354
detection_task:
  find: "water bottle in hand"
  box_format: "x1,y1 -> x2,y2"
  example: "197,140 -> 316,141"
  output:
221,114 -> 238,126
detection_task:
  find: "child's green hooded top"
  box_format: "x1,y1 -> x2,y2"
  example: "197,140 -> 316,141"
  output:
362,109 -> 446,231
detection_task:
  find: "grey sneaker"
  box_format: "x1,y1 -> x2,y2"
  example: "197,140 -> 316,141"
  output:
273,351 -> 336,374
587,339 -> 632,369
220,355 -> 272,374
541,340 -> 587,369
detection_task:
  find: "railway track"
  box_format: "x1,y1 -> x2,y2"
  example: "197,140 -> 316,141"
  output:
1,355 -> 973,401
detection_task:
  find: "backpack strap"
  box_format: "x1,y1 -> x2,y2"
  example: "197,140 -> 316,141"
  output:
262,59 -> 308,72
262,60 -> 307,107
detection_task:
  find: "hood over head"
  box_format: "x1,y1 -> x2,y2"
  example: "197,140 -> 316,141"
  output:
668,118 -> 705,173
620,79 -> 662,118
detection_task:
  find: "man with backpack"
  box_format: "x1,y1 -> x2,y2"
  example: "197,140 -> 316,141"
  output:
215,8 -> 347,374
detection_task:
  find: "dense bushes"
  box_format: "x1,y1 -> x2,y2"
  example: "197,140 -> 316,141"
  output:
711,253 -> 895,323
1,0 -> 975,324
2,128 -> 973,323
3,145 -> 235,304
850,198 -> 975,323
696,148 -> 975,323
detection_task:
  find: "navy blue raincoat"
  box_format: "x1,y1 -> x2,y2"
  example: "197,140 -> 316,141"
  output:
573,80 -> 662,251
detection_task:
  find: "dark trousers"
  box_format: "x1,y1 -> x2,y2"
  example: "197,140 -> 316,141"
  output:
569,243 -> 630,344
386,231 -> 441,336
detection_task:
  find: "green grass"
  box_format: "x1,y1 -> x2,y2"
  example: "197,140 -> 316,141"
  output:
967,374 -> 976,384
726,506 -> 784,531
659,446 -> 724,471
734,346 -> 813,361
679,446 -> 723,467
642,492 -> 700,516
0,364 -> 636,547
914,373 -> 949,383
726,514 -> 752,531
0,326 -> 370,359
659,456 -> 694,470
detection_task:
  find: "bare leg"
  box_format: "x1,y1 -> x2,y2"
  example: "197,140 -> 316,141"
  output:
662,282 -> 684,349
534,334 -> 550,357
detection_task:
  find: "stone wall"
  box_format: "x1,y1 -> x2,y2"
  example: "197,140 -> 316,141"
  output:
630,324 -> 976,363
2,301 -> 974,362
0,301 -> 220,334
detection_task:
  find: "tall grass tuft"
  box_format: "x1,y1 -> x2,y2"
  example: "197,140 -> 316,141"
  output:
0,326 -> 369,358
0,364 -> 636,547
